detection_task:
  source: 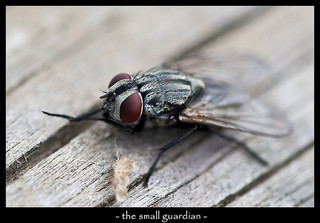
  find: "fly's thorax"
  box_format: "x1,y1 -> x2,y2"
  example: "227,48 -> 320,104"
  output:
135,69 -> 205,123
103,76 -> 143,124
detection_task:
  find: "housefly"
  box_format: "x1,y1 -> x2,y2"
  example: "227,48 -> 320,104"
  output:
42,53 -> 292,187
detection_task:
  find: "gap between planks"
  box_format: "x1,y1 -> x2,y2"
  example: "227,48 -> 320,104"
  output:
214,141 -> 314,207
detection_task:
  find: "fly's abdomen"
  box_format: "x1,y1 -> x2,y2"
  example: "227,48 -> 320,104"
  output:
135,70 -> 205,122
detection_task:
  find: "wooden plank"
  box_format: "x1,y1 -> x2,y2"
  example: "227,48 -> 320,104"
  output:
6,6 -> 260,93
7,55 -> 312,207
227,147 -> 314,207
6,6 -> 260,180
6,6 -> 313,207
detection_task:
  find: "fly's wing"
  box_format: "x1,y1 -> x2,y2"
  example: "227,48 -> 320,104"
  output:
179,78 -> 292,137
161,52 -> 270,89
157,52 -> 292,137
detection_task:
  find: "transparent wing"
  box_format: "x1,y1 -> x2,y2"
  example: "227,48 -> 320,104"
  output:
161,51 -> 271,89
150,52 -> 292,137
179,78 -> 292,137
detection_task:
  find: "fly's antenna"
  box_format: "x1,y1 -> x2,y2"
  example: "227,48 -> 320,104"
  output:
99,90 -> 109,99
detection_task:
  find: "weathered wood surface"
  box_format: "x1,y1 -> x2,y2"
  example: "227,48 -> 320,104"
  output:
6,6 -> 314,207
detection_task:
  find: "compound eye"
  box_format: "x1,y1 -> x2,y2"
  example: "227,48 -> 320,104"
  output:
109,73 -> 131,87
120,93 -> 142,123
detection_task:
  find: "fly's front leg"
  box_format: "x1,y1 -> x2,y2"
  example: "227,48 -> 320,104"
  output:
42,108 -> 104,122
103,112 -> 145,134
42,108 -> 143,134
143,125 -> 199,188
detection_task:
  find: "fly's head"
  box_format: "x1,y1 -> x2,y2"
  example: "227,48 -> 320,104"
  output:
101,73 -> 143,124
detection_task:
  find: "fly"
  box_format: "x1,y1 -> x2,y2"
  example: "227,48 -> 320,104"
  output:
42,54 -> 292,187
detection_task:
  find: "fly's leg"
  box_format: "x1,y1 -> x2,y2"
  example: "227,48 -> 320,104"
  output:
42,109 -> 144,133
42,108 -> 104,122
211,129 -> 268,166
143,125 -> 199,188
131,115 -> 146,133
102,112 -> 145,133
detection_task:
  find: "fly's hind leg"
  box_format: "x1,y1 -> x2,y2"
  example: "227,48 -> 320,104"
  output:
211,129 -> 269,166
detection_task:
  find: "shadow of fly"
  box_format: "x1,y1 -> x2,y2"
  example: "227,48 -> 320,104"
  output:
42,53 -> 292,187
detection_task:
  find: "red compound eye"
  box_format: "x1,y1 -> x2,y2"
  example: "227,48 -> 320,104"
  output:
120,93 -> 142,123
109,73 -> 131,87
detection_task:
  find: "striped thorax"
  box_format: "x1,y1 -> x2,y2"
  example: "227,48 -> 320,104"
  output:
102,69 -> 205,126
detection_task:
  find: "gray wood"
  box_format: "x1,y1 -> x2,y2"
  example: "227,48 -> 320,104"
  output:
6,6 -> 314,207
228,148 -> 314,207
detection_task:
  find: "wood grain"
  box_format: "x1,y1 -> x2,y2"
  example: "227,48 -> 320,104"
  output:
228,147 -> 314,207
6,6 -> 313,207
6,6 -> 260,178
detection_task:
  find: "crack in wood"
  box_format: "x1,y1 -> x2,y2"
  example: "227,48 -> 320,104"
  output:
6,120 -> 96,185
168,7 -> 271,63
214,141 -> 314,207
